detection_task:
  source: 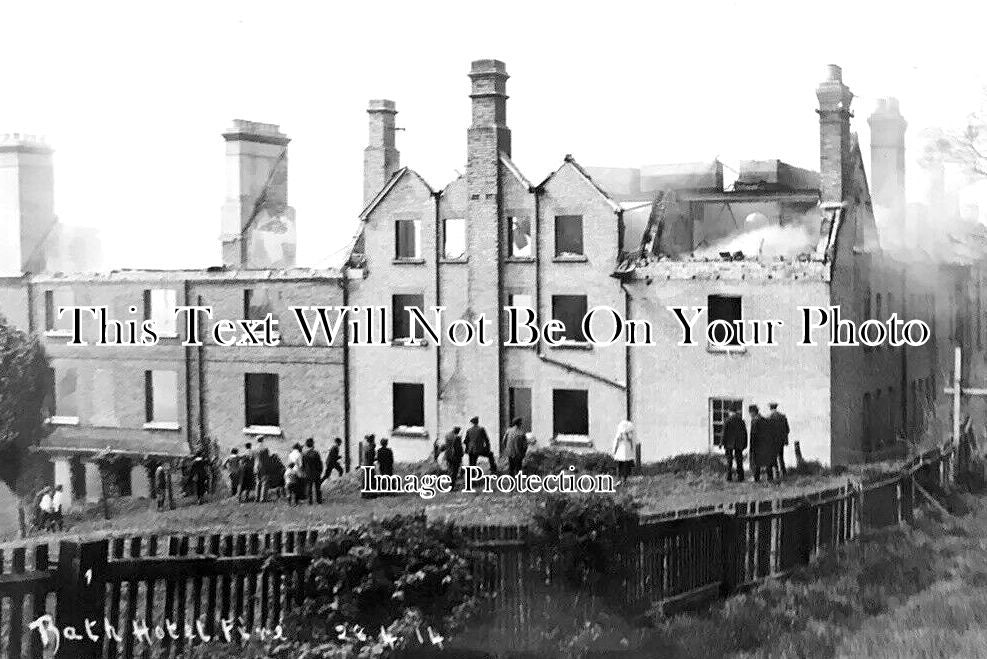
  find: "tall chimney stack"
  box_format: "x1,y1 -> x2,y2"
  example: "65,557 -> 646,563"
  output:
364,100 -> 400,205
816,64 -> 854,204
461,58 -> 511,447
220,120 -> 294,268
0,134 -> 55,276
868,97 -> 907,229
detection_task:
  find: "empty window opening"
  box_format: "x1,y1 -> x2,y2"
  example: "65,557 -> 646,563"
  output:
552,295 -> 588,342
554,215 -> 584,257
393,382 -> 425,431
553,389 -> 588,438
245,373 -> 280,428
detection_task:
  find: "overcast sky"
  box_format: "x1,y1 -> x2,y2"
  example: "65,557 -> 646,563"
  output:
2,1 -> 985,269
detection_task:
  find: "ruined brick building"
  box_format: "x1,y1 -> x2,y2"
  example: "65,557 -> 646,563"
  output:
347,61 -> 987,466
0,60 -> 984,507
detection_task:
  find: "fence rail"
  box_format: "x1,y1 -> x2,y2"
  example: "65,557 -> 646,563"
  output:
0,443 -> 958,658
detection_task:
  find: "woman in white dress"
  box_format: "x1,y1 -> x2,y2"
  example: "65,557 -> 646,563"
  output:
613,420 -> 636,482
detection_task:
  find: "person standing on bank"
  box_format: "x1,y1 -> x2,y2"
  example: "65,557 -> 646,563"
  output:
254,436 -> 271,502
722,410 -> 747,482
464,416 -> 498,475
749,405 -> 775,482
504,417 -> 528,477
302,438 -> 324,504
444,426 -> 464,488
613,420 -> 636,482
50,484 -> 65,531
239,442 -> 255,502
377,438 -> 394,476
324,438 -> 344,481
222,448 -> 242,499
360,435 -> 377,499
768,402 -> 790,479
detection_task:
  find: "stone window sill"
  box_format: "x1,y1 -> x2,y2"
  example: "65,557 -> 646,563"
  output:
44,330 -> 73,339
440,257 -> 468,264
392,426 -> 428,439
553,434 -> 591,447
48,416 -> 80,426
393,258 -> 426,265
707,345 -> 748,355
553,255 -> 588,263
143,421 -> 181,431
243,425 -> 283,437
506,257 -> 535,264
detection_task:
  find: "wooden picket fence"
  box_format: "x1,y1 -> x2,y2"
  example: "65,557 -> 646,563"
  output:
466,441 -> 957,634
0,443 -> 957,658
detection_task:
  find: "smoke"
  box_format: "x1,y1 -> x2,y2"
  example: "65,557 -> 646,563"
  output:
695,223 -> 815,260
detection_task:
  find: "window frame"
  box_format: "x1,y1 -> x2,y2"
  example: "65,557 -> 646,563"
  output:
554,215 -> 584,258
552,388 -> 589,443
442,217 -> 467,261
244,372 -> 281,433
392,382 -> 426,436
391,293 -> 426,345
144,288 -> 179,337
394,219 -> 423,261
551,294 -> 588,344
509,215 -> 533,259
707,294 -> 743,351
144,369 -> 180,430
709,397 -> 744,449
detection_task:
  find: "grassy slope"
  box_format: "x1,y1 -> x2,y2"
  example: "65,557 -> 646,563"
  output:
4,463 -> 852,545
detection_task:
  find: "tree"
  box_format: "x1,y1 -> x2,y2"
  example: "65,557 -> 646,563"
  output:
926,94 -> 987,178
0,314 -> 50,489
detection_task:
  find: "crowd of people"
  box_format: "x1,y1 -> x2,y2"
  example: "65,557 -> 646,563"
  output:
721,402 -> 791,482
221,436 -> 345,505
428,415 -> 531,487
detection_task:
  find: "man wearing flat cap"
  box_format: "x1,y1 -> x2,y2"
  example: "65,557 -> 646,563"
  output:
767,402 -> 790,479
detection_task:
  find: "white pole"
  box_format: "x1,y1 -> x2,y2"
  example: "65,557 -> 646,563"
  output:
953,346 -> 962,447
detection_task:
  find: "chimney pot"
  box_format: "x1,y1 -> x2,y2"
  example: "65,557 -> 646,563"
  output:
825,64 -> 842,83
367,99 -> 397,113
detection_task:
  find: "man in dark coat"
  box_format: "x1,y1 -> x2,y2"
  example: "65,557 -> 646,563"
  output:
253,436 -> 271,502
464,416 -> 498,475
360,435 -> 377,499
239,442 -> 255,501
377,438 -> 394,475
722,410 -> 747,482
749,405 -> 775,482
324,437 -> 344,481
189,453 -> 210,504
302,437 -> 324,504
444,426 -> 464,488
767,402 -> 790,479
503,417 -> 528,476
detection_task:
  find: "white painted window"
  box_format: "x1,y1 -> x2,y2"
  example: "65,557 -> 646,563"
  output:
443,218 -> 466,259
710,397 -> 743,448
145,370 -> 179,427
145,289 -> 178,336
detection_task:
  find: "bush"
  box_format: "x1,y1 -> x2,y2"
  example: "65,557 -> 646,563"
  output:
532,492 -> 639,592
266,513 -> 479,657
639,453 -> 726,476
523,448 -> 617,477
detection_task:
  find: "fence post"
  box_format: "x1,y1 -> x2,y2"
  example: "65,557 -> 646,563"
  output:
55,539 -> 108,659
719,514 -> 739,596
